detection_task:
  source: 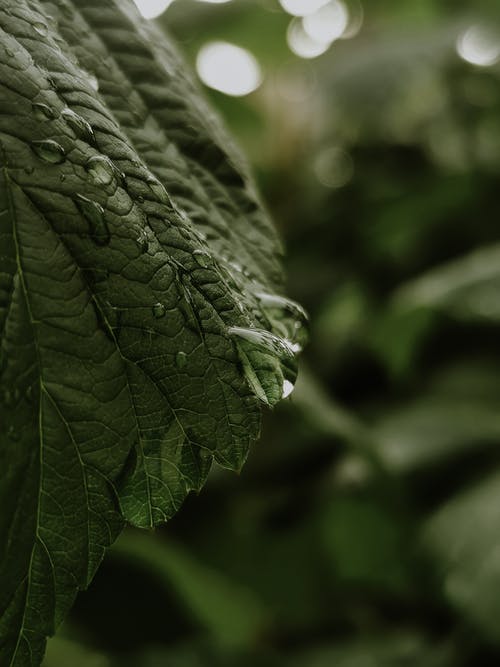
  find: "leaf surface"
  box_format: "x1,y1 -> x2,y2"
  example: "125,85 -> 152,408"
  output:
0,1 -> 304,664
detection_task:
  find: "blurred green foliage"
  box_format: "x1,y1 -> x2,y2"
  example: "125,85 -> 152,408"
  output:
43,1 -> 500,665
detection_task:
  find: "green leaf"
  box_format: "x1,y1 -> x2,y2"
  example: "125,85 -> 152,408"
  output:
423,471 -> 500,643
111,529 -> 268,649
0,1 -> 304,664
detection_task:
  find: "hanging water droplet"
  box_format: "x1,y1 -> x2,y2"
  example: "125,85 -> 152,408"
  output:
75,194 -> 110,246
193,249 -> 211,268
254,291 -> 308,351
228,326 -> 297,406
152,302 -> 166,318
175,351 -> 187,368
31,139 -> 66,164
85,155 -> 121,186
147,176 -> 171,204
33,22 -> 48,37
228,327 -> 295,358
32,102 -> 56,121
61,108 -> 96,144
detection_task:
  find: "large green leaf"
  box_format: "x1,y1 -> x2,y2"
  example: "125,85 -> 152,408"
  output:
0,1 -> 304,664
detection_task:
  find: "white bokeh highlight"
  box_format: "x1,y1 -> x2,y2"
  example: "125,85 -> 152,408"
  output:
196,42 -> 262,96
456,25 -> 500,67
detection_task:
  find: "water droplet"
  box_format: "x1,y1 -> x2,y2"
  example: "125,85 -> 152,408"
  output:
31,139 -> 66,164
228,326 -> 297,406
24,166 -> 34,175
228,326 -> 295,358
33,22 -> 48,37
147,176 -> 171,204
255,291 -> 308,351
85,155 -> 120,186
60,173 -> 66,182
61,108 -> 95,144
32,102 -> 56,121
282,379 -> 294,399
136,195 -> 145,204
152,302 -> 166,318
175,351 -> 187,368
193,249 -> 211,268
75,194 -> 110,245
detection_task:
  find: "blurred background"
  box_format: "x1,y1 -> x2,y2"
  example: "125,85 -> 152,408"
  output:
44,1 -> 500,665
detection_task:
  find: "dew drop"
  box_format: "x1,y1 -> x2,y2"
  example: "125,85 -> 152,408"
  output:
75,194 -> 110,245
33,22 -> 48,37
32,102 -> 56,121
255,291 -> 308,351
31,139 -> 66,164
136,195 -> 145,204
24,166 -> 34,175
60,173 -> 66,182
85,155 -> 119,186
228,326 -> 295,358
152,302 -> 166,318
228,326 -> 297,406
61,107 -> 96,144
175,351 -> 187,368
193,249 -> 211,268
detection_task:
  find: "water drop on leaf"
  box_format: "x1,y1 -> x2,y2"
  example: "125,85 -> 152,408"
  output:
61,108 -> 96,144
85,155 -> 119,186
175,351 -> 187,368
31,139 -> 66,164
75,194 -> 110,245
33,22 -> 48,37
32,102 -> 56,121
152,302 -> 166,318
228,326 -> 297,406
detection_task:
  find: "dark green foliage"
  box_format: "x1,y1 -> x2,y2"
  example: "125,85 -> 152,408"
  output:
0,2 -> 303,665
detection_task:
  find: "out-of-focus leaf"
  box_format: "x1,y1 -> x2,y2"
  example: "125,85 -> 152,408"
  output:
423,471 -> 500,643
111,530 -> 267,649
394,243 -> 500,321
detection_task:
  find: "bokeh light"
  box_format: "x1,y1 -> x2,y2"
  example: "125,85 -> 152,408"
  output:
303,1 -> 349,45
287,19 -> 331,59
456,25 -> 500,67
196,41 -> 262,96
313,146 -> 354,188
279,0 -> 330,17
132,0 -> 175,19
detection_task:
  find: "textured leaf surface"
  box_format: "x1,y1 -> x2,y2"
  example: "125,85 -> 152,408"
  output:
0,1 -> 304,664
